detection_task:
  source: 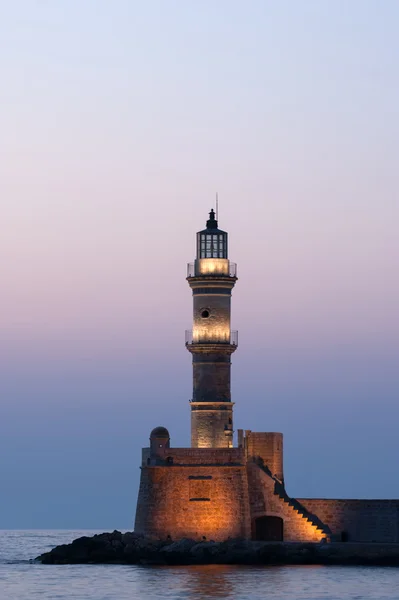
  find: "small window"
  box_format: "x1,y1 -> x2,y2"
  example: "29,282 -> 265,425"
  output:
201,310 -> 210,318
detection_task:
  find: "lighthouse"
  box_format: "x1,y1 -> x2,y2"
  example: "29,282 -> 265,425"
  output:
185,209 -> 238,448
134,209 -> 335,544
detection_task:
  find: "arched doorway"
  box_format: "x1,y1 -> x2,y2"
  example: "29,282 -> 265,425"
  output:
254,516 -> 283,541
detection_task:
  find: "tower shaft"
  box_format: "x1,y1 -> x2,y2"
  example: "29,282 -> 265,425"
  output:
186,210 -> 237,448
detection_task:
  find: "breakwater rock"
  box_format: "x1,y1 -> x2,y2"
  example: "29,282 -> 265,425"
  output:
36,531 -> 399,566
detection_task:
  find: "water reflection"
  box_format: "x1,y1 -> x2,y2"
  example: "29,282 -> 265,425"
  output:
137,563 -> 391,600
141,564 -> 327,600
164,565 -> 235,599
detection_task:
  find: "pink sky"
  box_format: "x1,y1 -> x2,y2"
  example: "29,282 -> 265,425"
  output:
0,0 -> 398,527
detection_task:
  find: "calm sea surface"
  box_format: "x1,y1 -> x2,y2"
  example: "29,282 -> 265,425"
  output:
1,530 -> 399,600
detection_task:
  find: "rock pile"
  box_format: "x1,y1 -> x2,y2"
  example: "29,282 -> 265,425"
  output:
36,531 -> 399,566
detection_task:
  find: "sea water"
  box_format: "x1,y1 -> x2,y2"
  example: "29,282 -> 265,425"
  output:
1,530 -> 399,600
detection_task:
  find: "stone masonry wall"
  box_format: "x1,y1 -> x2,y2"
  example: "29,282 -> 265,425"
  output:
245,432 -> 284,482
141,447 -> 244,466
192,358 -> 231,402
298,499 -> 399,543
191,404 -> 233,448
193,294 -> 231,343
134,464 -> 251,541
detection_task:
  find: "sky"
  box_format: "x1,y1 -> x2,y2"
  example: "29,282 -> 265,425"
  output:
0,0 -> 398,529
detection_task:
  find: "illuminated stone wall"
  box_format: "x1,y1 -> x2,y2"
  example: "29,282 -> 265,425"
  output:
134,458 -> 251,541
135,441 -> 399,543
298,499 -> 399,543
141,447 -> 244,466
245,431 -> 284,482
135,447 -> 322,543
192,294 -> 231,344
191,403 -> 233,448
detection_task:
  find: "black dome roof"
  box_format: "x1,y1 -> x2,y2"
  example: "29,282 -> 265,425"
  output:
150,426 -> 170,438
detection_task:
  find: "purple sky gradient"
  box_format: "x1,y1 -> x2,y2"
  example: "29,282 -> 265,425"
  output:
0,1 -> 398,527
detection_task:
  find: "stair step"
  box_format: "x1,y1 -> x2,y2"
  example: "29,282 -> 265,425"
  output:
289,504 -> 326,530
267,464 -> 330,536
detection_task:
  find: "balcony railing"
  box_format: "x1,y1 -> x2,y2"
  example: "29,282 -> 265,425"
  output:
185,329 -> 238,346
187,260 -> 237,278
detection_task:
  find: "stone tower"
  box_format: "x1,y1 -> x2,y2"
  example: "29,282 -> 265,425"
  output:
186,209 -> 238,448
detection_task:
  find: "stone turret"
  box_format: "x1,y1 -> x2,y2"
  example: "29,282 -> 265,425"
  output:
150,426 -> 170,459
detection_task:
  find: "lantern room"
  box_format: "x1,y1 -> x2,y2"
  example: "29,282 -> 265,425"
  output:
196,209 -> 228,259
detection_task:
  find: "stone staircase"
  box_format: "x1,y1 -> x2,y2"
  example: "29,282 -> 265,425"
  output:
273,478 -> 331,541
252,460 -> 331,542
